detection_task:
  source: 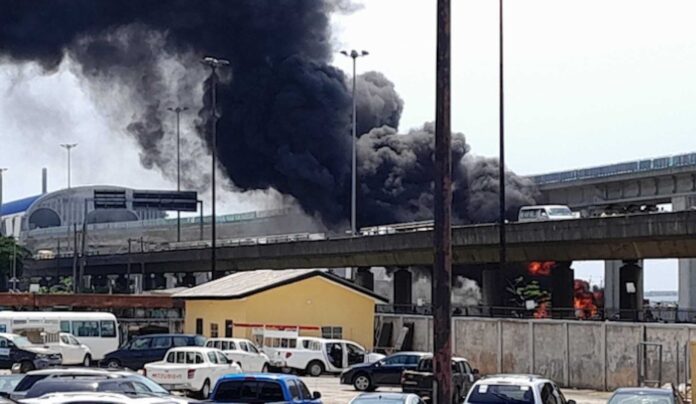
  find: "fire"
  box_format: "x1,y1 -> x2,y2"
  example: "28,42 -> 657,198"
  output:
574,279 -> 599,319
533,302 -> 549,319
528,261 -> 555,276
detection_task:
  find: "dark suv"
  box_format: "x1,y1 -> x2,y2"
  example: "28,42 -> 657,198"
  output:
101,334 -> 206,370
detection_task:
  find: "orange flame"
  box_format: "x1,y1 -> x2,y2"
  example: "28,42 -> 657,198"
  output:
574,279 -> 598,319
528,261 -> 555,276
533,302 -> 550,319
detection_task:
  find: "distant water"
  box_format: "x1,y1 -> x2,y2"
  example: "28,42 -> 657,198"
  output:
645,290 -> 678,304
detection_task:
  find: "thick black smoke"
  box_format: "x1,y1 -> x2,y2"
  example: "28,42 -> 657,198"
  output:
0,0 -> 536,227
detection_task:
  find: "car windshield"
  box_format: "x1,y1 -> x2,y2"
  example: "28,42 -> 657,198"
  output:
467,384 -> 535,404
548,208 -> 573,216
10,336 -> 32,348
608,392 -> 674,404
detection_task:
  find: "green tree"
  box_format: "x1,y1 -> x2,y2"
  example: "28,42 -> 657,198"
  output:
0,236 -> 29,279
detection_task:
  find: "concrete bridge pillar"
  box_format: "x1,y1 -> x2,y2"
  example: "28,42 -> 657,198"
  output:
354,268 -> 374,291
604,260 -> 643,320
551,262 -> 574,313
672,196 -> 696,313
482,268 -> 503,307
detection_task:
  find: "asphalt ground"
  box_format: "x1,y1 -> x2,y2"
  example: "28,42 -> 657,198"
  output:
299,375 -> 613,404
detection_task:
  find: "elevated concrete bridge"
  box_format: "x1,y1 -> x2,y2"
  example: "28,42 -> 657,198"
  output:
24,211 -> 696,276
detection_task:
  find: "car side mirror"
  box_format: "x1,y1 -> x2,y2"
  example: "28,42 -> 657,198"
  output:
312,391 -> 321,399
473,368 -> 480,375
567,400 -> 576,404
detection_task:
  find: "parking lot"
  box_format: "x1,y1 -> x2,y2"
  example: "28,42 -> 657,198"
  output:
299,375 -> 613,404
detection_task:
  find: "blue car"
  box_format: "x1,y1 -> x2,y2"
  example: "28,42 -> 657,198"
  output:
210,373 -> 322,403
101,334 -> 206,370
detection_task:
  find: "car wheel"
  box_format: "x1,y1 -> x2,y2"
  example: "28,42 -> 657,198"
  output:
306,360 -> 324,377
198,380 -> 211,399
105,359 -> 121,369
262,363 -> 269,373
82,354 -> 92,367
353,374 -> 372,391
19,360 -> 34,373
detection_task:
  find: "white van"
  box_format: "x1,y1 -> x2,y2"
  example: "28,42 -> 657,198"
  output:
0,311 -> 119,361
518,205 -> 576,222
204,338 -> 270,372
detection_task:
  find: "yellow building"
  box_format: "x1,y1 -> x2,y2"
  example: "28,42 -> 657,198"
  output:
174,269 -> 386,349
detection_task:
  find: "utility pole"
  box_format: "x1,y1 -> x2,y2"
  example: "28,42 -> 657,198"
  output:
340,49 -> 369,236
60,143 -> 78,189
168,106 -> 188,242
433,0 -> 453,402
0,168 -> 6,237
201,56 -> 230,280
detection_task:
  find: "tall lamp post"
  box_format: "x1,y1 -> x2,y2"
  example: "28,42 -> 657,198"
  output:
0,168 -> 7,237
498,0 -> 507,272
340,49 -> 368,236
201,56 -> 229,280
60,143 -> 78,189
168,106 -> 189,242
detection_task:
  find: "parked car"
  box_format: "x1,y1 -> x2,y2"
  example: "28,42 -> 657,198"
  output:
205,338 -> 270,372
22,375 -> 166,399
20,392 -> 189,404
464,375 -> 576,404
0,333 -> 62,372
608,387 -> 683,404
9,368 -> 191,402
266,337 -> 384,376
210,373 -> 322,403
350,392 -> 426,404
340,352 -> 429,391
145,347 -> 241,399
45,333 -> 92,366
101,334 -> 206,370
401,356 -> 479,402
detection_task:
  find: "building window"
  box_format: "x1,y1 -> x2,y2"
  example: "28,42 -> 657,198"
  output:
321,326 -> 342,339
196,318 -> 203,335
211,323 -> 219,338
225,320 -> 233,338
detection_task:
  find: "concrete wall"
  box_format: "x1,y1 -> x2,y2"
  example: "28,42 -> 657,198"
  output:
376,314 -> 694,391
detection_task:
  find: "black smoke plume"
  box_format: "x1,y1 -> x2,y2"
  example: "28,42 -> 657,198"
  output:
0,0 -> 536,228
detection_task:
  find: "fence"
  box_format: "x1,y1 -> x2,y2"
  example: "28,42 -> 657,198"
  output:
376,313 -> 693,391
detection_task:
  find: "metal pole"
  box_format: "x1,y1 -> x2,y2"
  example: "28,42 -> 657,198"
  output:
433,0 -> 453,402
72,223 -> 78,293
140,237 -> 145,292
0,168 -> 6,237
351,56 -> 357,236
168,107 -> 188,242
60,144 -> 77,189
202,56 -> 229,280
11,242 -> 16,291
79,199 -> 89,293
498,0 -> 507,272
197,200 -> 204,241
127,239 -> 132,294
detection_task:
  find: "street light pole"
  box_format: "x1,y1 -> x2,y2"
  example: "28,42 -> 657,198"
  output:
0,168 -> 7,237
498,0 -> 507,272
201,56 -> 229,280
168,106 -> 189,242
340,49 -> 369,236
60,143 -> 78,189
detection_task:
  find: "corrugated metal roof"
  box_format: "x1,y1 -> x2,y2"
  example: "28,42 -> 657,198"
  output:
0,195 -> 41,216
173,269 -> 386,302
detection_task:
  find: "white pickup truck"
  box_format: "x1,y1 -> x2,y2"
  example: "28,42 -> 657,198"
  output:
144,347 -> 241,399
205,338 -> 270,372
264,337 -> 384,377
